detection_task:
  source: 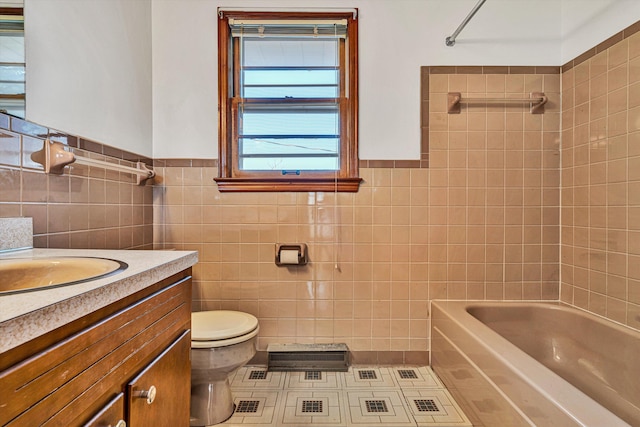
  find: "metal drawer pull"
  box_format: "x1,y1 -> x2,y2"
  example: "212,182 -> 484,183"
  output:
137,385 -> 157,405
115,421 -> 126,427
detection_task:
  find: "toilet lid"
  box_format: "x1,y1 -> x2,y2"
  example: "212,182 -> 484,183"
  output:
191,310 -> 259,341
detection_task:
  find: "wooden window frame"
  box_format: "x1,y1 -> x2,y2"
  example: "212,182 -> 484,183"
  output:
215,10 -> 361,192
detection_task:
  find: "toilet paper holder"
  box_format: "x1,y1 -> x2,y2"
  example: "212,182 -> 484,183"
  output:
275,243 -> 308,266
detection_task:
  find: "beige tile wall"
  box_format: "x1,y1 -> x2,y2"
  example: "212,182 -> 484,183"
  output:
429,71 -> 561,302
153,165 -> 433,363
561,29 -> 640,330
0,114 -> 154,249
154,69 -> 561,359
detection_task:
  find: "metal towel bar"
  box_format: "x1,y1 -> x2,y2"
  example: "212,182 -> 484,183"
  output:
447,92 -> 548,114
31,139 -> 155,185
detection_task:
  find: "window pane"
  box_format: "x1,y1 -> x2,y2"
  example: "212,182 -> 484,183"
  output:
240,109 -> 339,137
240,136 -> 339,170
242,38 -> 338,67
241,155 -> 338,171
0,26 -> 25,117
244,85 -> 337,98
0,82 -> 24,94
0,35 -> 24,63
241,137 -> 338,155
0,63 -> 25,96
0,64 -> 24,82
243,68 -> 338,98
239,106 -> 340,171
0,105 -> 24,117
244,69 -> 337,86
237,35 -> 341,171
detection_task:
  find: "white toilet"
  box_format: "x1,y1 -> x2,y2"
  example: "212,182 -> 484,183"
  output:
190,310 -> 259,426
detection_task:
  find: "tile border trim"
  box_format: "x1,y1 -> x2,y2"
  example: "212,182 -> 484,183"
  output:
0,113 -> 153,166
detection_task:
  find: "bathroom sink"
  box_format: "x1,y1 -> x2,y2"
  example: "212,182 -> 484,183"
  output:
0,257 -> 128,295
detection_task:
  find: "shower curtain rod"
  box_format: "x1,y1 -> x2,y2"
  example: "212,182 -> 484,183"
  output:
445,0 -> 487,47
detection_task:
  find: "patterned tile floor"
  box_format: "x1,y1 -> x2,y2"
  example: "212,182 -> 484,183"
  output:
220,366 -> 472,427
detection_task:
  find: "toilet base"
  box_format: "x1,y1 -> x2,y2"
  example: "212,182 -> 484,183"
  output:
190,378 -> 234,426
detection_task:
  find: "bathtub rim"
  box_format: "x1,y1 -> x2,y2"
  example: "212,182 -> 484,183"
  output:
430,299 -> 633,427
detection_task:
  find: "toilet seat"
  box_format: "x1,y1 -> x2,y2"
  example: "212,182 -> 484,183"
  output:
191,310 -> 259,348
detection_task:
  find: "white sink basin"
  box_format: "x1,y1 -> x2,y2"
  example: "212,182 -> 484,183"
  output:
0,257 -> 127,294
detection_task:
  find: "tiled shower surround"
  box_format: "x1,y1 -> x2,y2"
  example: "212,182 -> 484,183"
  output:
153,67 -> 562,361
560,25 -> 640,330
0,115 -> 154,249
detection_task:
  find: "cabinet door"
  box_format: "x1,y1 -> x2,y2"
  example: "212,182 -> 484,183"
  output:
83,393 -> 125,427
127,331 -> 190,427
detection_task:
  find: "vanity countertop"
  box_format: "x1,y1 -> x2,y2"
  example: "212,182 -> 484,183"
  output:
0,248 -> 198,353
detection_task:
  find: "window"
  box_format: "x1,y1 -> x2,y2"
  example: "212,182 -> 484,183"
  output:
0,8 -> 25,118
215,10 -> 360,192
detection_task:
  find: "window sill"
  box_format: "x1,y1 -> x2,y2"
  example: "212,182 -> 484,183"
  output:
214,177 -> 362,192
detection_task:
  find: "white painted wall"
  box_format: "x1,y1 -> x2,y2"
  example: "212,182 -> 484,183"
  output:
24,0 -> 153,157
21,0 -> 640,159
151,0 -> 218,160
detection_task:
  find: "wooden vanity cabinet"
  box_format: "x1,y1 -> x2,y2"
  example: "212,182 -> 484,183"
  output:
0,269 -> 192,427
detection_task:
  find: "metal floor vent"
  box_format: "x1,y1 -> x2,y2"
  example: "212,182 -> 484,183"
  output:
358,370 -> 377,380
301,400 -> 324,413
365,400 -> 388,413
248,370 -> 268,380
236,400 -> 260,413
305,370 -> 322,380
397,369 -> 418,379
267,343 -> 349,371
414,399 -> 439,412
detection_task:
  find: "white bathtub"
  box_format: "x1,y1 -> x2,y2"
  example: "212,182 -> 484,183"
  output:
431,301 -> 639,426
